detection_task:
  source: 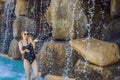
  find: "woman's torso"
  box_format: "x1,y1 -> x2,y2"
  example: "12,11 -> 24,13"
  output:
21,40 -> 36,64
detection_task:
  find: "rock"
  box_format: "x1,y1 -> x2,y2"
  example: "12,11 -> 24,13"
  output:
0,0 -> 5,12
13,16 -> 37,39
70,38 -> 120,66
74,59 -> 120,80
37,41 -> 79,76
101,18 -> 120,46
0,0 -> 6,2
46,0 -> 87,40
80,0 -> 112,40
8,39 -> 21,59
46,75 -> 74,80
111,0 -> 120,19
74,60 -> 111,80
15,0 -> 27,17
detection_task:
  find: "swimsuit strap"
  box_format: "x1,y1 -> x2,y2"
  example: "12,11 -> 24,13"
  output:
28,38 -> 30,44
21,39 -> 30,46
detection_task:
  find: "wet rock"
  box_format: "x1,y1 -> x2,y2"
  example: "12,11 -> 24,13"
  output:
15,0 -> 27,17
13,16 -> 37,39
111,0 -> 120,19
46,75 -> 74,80
74,60 -> 112,80
46,0 -> 87,40
37,41 -> 79,76
70,38 -> 120,66
81,0 -> 111,39
101,18 -> 120,47
8,39 -> 21,59
0,0 -> 6,2
0,1 -> 5,12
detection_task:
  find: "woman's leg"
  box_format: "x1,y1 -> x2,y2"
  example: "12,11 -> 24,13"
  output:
31,59 -> 39,80
24,59 -> 31,80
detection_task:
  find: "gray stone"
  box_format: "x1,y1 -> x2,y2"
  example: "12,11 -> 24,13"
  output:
102,18 -> 120,46
13,16 -> 37,39
8,39 -> 21,59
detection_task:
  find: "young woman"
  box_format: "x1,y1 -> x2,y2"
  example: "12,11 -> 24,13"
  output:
18,30 -> 39,80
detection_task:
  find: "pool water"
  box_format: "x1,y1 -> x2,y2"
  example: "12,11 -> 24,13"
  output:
0,57 -> 45,80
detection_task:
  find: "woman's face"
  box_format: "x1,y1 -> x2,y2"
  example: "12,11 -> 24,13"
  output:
22,31 -> 29,39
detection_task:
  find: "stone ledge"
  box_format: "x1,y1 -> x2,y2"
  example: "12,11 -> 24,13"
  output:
46,75 -> 74,80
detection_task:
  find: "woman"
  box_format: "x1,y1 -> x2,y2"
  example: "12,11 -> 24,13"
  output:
18,30 -> 39,80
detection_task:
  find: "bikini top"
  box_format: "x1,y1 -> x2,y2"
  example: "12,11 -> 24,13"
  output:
22,43 -> 33,50
21,41 -> 33,51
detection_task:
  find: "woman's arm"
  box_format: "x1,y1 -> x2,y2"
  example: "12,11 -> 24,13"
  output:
29,37 -> 39,50
29,37 -> 36,50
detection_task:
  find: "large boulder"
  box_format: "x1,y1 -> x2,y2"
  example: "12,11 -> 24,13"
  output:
13,16 -> 37,39
8,39 -> 21,59
70,38 -> 120,66
37,42 -> 79,76
46,0 -> 87,40
111,0 -> 120,19
15,0 -> 27,17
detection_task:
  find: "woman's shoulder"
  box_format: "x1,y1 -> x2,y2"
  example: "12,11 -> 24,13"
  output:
18,40 -> 23,45
18,40 -> 22,43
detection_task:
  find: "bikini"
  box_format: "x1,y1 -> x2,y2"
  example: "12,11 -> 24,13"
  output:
21,41 -> 36,64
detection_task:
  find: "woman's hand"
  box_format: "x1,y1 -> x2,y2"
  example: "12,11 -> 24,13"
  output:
33,39 -> 39,43
28,36 -> 39,43
25,49 -> 30,52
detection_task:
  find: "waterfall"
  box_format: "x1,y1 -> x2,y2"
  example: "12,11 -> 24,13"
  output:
63,0 -> 78,79
1,0 -> 15,54
82,0 -> 95,79
33,0 -> 52,52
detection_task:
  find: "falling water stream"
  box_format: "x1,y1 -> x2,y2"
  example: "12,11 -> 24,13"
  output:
84,0 -> 95,79
63,0 -> 78,79
1,0 -> 14,54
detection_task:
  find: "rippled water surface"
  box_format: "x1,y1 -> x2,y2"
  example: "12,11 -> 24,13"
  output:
0,57 -> 44,80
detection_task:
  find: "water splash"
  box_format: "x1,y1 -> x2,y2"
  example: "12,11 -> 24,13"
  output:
1,0 -> 15,54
